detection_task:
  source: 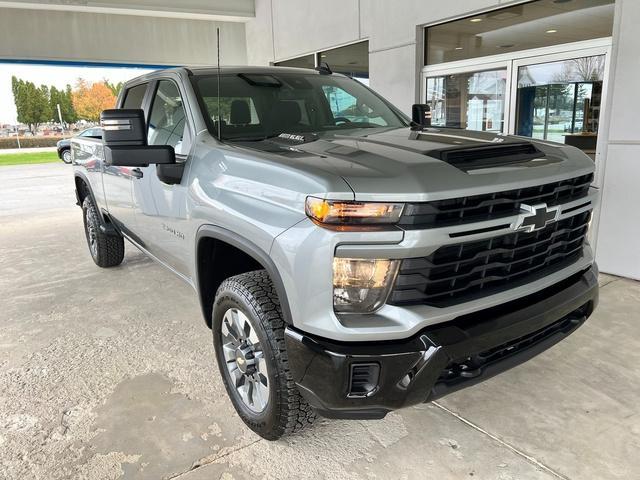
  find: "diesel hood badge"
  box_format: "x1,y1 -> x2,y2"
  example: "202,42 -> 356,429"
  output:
512,203 -> 560,233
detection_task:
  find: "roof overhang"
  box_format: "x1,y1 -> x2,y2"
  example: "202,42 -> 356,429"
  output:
0,0 -> 255,22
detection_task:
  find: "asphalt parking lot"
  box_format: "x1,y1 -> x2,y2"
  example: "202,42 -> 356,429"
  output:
1,162 -> 639,480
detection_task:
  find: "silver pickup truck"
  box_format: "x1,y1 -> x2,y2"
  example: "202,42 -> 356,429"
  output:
72,65 -> 599,440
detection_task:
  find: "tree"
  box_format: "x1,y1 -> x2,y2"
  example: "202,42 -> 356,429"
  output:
50,85 -> 78,125
72,79 -> 117,122
11,76 -> 52,133
104,80 -> 124,98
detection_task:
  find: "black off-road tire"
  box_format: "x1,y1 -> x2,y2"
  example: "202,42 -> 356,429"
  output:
82,196 -> 124,268
212,270 -> 316,440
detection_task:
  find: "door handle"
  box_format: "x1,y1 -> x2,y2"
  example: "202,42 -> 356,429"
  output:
131,168 -> 143,179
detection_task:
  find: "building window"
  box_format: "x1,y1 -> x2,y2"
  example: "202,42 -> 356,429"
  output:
425,0 -> 614,66
515,54 -> 605,149
427,68 -> 507,132
318,41 -> 369,81
275,41 -> 369,82
274,54 -> 315,69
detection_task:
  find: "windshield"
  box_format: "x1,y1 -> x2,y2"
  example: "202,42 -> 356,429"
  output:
193,72 -> 409,141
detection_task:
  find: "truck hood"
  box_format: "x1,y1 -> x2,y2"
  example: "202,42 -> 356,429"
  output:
233,127 -> 595,202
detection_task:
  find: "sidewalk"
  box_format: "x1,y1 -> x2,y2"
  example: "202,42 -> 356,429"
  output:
0,146 -> 57,155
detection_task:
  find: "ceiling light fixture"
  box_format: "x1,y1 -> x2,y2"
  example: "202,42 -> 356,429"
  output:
470,18 -> 483,23
546,29 -> 558,33
455,47 -> 463,50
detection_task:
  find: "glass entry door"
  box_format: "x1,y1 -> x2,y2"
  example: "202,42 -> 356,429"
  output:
515,55 -> 605,154
422,43 -> 610,157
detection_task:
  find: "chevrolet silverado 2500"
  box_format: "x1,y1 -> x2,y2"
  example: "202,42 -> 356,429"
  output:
72,66 -> 599,440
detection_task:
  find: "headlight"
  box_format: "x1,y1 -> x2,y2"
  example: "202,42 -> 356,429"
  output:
333,258 -> 400,313
306,197 -> 404,226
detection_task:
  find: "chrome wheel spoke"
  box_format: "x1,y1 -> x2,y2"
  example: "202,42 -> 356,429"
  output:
238,381 -> 251,406
254,376 -> 268,410
247,324 -> 259,345
219,307 -> 270,413
257,355 -> 268,378
221,318 -> 240,347
223,310 -> 242,343
222,343 -> 236,363
229,364 -> 243,385
233,309 -> 249,341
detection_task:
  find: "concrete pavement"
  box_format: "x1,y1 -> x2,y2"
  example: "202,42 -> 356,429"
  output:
1,163 -> 638,479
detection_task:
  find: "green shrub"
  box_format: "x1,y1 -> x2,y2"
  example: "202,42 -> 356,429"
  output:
0,136 -> 64,149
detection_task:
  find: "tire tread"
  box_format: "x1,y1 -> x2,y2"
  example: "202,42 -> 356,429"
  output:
216,270 -> 316,439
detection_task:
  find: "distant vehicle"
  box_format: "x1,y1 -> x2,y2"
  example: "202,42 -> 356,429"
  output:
57,127 -> 102,164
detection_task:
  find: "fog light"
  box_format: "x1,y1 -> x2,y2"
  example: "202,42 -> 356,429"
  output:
333,258 -> 399,313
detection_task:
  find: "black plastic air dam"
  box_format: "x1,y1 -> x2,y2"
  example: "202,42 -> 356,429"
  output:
284,265 -> 598,419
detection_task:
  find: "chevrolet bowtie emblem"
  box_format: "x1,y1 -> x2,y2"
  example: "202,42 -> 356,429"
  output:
511,203 -> 560,233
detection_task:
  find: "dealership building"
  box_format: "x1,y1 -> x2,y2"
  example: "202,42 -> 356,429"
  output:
0,0 -> 637,279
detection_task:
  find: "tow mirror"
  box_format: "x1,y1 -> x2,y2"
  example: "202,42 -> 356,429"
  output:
411,104 -> 432,130
100,109 -> 175,167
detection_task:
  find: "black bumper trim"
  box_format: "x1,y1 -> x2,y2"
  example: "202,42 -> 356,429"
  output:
284,265 -> 598,419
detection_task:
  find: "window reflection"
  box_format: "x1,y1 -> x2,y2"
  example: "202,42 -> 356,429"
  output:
425,0 -> 614,66
426,69 -> 506,132
516,55 -> 604,152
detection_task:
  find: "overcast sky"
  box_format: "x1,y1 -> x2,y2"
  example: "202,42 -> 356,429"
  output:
0,63 -> 155,125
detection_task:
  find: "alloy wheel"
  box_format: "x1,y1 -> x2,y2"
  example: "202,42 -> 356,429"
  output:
220,308 -> 270,413
85,209 -> 98,258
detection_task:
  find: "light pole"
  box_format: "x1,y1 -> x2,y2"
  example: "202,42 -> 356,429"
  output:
56,103 -> 66,137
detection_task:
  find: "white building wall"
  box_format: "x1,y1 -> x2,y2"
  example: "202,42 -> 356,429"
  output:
593,0 -> 640,280
247,0 -> 520,112
246,0 -> 640,280
0,7 -> 248,66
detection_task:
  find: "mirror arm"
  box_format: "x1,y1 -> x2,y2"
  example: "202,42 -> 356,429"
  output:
157,162 -> 185,185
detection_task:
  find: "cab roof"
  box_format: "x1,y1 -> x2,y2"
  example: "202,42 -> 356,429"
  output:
123,65 -> 339,88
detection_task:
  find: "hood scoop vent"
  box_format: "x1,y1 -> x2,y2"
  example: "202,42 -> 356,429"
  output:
427,142 -> 546,171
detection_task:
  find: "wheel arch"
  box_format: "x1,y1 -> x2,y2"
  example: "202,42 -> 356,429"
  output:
195,225 -> 293,329
74,173 -> 111,226
74,173 -> 94,208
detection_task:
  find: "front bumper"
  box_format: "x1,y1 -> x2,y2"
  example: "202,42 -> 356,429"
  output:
285,264 -> 598,419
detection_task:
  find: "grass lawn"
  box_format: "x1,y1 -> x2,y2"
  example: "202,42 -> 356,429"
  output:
0,151 -> 60,166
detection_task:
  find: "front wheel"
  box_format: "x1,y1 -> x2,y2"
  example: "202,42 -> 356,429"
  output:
212,270 -> 316,440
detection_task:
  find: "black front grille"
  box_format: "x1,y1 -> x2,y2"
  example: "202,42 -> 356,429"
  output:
390,210 -> 591,307
399,173 -> 593,229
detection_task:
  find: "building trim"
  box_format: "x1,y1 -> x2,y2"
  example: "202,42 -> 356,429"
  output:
0,58 -> 174,69
0,2 -> 254,22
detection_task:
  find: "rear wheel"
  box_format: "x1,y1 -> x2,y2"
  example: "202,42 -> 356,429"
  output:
212,270 -> 316,440
82,196 -> 124,268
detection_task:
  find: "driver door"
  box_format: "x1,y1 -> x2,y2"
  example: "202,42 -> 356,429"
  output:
132,78 -> 192,277
102,82 -> 148,238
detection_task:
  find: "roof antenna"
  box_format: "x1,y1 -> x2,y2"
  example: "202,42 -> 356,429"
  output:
315,62 -> 332,75
216,27 -> 222,141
